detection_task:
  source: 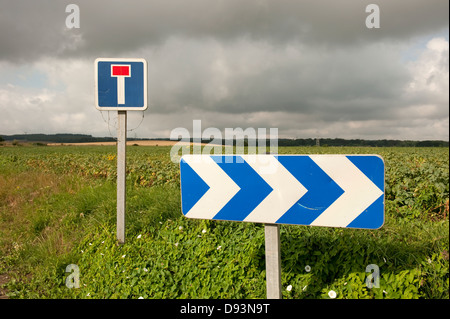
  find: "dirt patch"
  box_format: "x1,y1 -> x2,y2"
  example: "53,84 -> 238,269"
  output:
0,274 -> 10,299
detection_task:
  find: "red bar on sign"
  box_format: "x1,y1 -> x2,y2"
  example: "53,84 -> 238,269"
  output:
112,65 -> 130,76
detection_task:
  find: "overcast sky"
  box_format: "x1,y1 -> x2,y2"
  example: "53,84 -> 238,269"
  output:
0,0 -> 448,140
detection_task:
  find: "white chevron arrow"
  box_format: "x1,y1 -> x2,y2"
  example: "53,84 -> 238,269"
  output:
182,155 -> 240,219
308,155 -> 384,228
242,155 -> 308,223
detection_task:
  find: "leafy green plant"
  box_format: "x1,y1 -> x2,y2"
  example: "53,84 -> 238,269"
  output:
1,145 -> 448,299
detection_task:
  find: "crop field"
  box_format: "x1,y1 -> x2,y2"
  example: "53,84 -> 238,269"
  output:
0,144 -> 448,299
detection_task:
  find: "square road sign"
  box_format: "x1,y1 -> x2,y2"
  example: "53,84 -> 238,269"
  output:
95,58 -> 148,111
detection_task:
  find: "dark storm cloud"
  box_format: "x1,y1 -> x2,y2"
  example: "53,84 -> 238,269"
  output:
145,36 -> 412,120
76,0 -> 448,52
1,0 -> 448,61
0,0 -> 448,141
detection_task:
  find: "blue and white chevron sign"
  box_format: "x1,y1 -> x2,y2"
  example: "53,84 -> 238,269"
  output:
180,155 -> 385,229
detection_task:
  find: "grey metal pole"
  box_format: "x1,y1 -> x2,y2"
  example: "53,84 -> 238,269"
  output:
117,110 -> 127,244
265,223 -> 282,299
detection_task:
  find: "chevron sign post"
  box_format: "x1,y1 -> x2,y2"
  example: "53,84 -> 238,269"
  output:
180,154 -> 385,229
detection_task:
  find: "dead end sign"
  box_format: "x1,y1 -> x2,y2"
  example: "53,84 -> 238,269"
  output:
94,57 -> 148,244
95,58 -> 147,111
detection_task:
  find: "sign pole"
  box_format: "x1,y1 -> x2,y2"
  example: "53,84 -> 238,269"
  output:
265,223 -> 282,299
95,58 -> 148,244
117,110 -> 127,244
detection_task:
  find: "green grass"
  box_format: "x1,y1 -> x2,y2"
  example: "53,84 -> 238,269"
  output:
0,145 -> 448,299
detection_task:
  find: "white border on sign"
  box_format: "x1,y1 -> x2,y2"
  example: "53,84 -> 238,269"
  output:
94,58 -> 148,111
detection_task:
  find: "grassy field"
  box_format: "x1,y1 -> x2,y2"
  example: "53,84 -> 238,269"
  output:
0,144 -> 448,299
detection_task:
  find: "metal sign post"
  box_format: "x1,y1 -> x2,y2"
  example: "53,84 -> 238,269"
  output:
117,110 -> 127,244
95,58 -> 148,244
265,223 -> 282,299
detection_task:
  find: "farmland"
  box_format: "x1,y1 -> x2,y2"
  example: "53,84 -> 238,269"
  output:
0,144 -> 448,299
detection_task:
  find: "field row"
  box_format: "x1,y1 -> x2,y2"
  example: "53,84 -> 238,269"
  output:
2,145 -> 448,221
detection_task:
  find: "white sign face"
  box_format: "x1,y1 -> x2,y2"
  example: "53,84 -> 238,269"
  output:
95,58 -> 148,111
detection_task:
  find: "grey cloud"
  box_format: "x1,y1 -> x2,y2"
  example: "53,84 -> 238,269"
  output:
0,1 -> 66,63
77,0 -> 449,51
0,0 -> 448,141
145,37 -> 411,120
1,0 -> 448,62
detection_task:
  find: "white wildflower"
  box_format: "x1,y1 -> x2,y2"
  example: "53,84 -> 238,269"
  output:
137,234 -> 142,239
143,268 -> 148,272
286,285 -> 292,292
305,265 -> 311,272
217,245 -> 222,250
202,229 -> 207,234
174,242 -> 179,247
138,296 -> 144,299
179,226 -> 183,230
328,290 -> 337,299
122,254 -> 126,258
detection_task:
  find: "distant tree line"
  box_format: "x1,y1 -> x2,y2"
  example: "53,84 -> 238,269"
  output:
1,133 -> 448,147
205,137 -> 449,147
275,138 -> 449,147
1,134 -> 116,144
